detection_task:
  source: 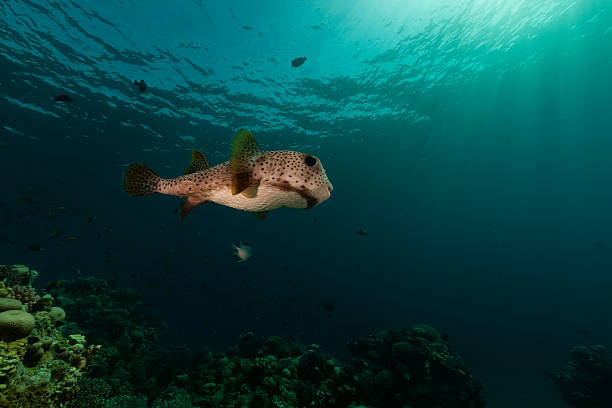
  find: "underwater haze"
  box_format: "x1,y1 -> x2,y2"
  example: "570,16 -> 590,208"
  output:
1,0 -> 612,407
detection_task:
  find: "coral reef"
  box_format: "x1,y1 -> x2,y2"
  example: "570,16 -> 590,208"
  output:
348,325 -> 485,408
0,309 -> 35,340
0,264 -> 100,408
0,264 -> 38,287
552,344 -> 612,408
49,276 -> 201,402
186,332 -> 354,408
48,276 -> 485,408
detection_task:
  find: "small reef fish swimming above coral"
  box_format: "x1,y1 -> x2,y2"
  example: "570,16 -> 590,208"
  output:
291,57 -> 307,67
233,241 -> 252,262
123,129 -> 333,220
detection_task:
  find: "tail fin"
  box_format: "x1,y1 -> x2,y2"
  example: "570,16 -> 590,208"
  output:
123,163 -> 161,196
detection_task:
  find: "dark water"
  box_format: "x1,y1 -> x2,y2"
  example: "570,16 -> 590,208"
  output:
1,1 -> 612,406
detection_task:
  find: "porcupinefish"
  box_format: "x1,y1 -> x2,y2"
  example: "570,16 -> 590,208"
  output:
233,241 -> 252,262
291,57 -> 307,67
123,129 -> 333,220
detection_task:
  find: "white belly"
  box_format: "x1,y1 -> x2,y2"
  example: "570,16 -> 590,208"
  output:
207,185 -> 307,212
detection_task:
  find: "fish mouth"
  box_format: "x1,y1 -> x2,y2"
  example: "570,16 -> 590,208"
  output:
311,183 -> 333,206
325,183 -> 333,198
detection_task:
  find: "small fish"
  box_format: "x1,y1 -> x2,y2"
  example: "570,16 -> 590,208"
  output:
134,80 -> 147,92
356,229 -> 368,235
441,333 -> 450,341
233,241 -> 252,262
27,243 -> 41,251
291,57 -> 307,67
595,241 -> 605,248
123,129 -> 333,220
322,301 -> 335,312
63,236 -> 78,241
53,94 -> 74,102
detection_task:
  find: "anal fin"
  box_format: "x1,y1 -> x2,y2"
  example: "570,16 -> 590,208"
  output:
179,197 -> 205,221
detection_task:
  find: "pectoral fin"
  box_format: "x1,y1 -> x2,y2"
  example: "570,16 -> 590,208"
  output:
229,129 -> 262,195
252,211 -> 268,220
184,150 -> 209,174
241,182 -> 260,198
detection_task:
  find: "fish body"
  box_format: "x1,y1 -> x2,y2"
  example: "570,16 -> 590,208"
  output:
233,241 -> 252,262
134,80 -> 147,92
123,129 -> 333,220
54,94 -> 74,102
291,57 -> 307,67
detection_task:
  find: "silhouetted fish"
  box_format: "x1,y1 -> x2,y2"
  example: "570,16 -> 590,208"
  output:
322,301 -> 335,312
134,80 -> 147,92
356,229 -> 368,235
595,241 -> 605,248
291,57 -> 307,67
53,94 -> 74,102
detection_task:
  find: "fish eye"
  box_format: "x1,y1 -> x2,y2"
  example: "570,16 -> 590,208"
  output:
305,156 -> 317,167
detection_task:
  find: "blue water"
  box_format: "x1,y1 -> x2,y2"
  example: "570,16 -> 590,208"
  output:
2,1 -> 612,406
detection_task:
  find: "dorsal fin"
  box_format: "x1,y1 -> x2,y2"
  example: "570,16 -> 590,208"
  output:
184,149 -> 209,174
229,129 -> 262,195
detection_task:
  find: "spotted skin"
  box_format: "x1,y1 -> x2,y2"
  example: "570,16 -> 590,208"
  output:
123,131 -> 333,220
